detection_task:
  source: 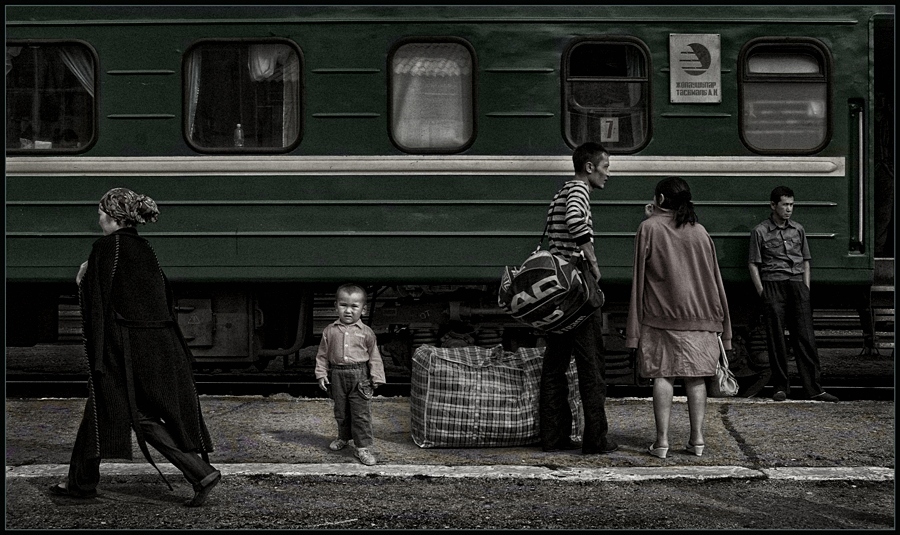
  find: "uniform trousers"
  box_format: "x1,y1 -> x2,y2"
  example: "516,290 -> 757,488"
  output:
539,311 -> 610,451
760,280 -> 825,397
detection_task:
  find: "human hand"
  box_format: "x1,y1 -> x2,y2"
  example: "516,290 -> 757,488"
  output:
318,377 -> 329,391
76,261 -> 89,285
644,203 -> 654,218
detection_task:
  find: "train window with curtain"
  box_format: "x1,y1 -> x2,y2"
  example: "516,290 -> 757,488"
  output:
6,41 -> 97,153
389,40 -> 475,153
184,40 -> 301,152
739,39 -> 831,153
563,39 -> 650,153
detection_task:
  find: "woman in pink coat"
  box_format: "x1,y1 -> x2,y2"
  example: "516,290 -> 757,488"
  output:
625,177 -> 732,459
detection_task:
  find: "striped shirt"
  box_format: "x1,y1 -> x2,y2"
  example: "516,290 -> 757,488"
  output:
546,180 -> 593,260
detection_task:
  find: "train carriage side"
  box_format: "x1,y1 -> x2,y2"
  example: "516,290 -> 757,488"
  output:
5,6 -> 894,371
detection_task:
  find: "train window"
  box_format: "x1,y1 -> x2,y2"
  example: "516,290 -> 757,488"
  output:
739,40 -> 831,153
184,41 -> 301,152
563,39 -> 650,153
389,41 -> 475,153
6,42 -> 96,153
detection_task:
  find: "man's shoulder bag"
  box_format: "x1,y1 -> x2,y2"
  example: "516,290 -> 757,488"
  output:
498,223 -> 604,335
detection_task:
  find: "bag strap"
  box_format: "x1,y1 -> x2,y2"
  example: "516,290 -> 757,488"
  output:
533,219 -> 549,253
717,335 -> 729,368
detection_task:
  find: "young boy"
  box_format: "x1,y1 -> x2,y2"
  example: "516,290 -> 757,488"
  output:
315,283 -> 386,465
748,186 -> 838,403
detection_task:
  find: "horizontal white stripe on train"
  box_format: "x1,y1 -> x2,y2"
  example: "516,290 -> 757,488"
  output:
6,156 -> 845,177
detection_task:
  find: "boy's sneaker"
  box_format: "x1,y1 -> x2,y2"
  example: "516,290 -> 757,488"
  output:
354,447 -> 377,466
329,439 -> 349,451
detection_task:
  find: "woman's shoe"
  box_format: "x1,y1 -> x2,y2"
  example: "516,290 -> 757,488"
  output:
648,443 -> 668,459
685,442 -> 705,457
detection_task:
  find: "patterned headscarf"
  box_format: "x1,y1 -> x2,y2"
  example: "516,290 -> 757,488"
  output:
99,187 -> 159,225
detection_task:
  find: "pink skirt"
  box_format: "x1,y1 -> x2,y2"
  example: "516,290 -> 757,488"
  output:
637,324 -> 719,379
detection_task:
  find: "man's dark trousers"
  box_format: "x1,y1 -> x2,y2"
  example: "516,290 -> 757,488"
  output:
761,280 -> 824,397
539,311 -> 610,451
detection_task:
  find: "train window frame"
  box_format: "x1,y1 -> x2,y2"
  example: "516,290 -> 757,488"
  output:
561,36 -> 652,154
738,37 -> 832,155
387,37 -> 477,155
6,39 -> 99,155
182,38 -> 304,154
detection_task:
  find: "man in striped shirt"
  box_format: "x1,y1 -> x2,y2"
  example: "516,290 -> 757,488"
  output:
539,142 -> 617,454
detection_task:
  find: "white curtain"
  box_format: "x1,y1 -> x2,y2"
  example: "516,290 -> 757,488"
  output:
280,52 -> 299,147
624,46 -> 646,147
185,50 -> 202,140
248,44 -> 299,147
6,46 -> 22,75
391,43 -> 473,150
58,46 -> 94,97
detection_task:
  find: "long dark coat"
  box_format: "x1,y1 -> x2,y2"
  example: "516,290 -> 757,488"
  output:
80,227 -> 213,460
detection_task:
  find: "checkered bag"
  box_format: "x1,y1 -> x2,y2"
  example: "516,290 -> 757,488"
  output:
410,345 -> 583,448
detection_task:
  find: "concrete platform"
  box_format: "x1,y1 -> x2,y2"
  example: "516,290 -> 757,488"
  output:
5,395 -> 894,483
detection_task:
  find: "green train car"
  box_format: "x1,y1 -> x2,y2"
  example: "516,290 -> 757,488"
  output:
6,6 -> 894,370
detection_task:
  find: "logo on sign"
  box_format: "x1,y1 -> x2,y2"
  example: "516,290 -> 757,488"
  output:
679,43 -> 711,76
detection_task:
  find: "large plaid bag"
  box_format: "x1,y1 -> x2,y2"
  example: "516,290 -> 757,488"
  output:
410,345 -> 583,448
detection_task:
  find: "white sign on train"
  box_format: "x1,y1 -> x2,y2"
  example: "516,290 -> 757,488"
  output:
670,34 -> 721,104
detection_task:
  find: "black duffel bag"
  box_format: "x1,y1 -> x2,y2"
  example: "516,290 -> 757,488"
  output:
498,234 -> 603,334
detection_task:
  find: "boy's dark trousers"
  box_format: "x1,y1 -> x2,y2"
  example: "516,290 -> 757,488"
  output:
760,280 -> 824,397
329,363 -> 375,448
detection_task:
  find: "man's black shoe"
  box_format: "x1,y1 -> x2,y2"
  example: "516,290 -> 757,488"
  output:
48,483 -> 97,499
583,440 -> 619,455
185,470 -> 221,507
811,391 -> 839,402
542,438 -> 583,452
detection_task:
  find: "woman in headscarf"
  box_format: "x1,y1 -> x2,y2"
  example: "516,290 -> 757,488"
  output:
51,187 -> 221,507
626,177 -> 732,459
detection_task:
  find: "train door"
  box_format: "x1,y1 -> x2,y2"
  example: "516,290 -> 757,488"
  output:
871,14 -> 894,353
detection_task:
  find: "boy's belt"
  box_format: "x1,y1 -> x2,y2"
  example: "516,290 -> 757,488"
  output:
333,362 -> 368,370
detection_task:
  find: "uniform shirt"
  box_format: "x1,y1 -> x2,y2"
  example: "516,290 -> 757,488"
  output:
546,180 -> 593,261
748,216 -> 811,282
314,319 -> 386,384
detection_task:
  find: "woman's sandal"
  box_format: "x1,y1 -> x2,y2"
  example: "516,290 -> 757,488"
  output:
685,442 -> 706,457
647,443 -> 669,459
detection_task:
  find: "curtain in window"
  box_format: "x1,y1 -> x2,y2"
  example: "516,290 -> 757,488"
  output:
248,44 -> 299,147
186,50 -> 202,140
391,43 -> 473,150
58,46 -> 94,97
624,47 -> 645,147
281,52 -> 299,147
6,46 -> 22,75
